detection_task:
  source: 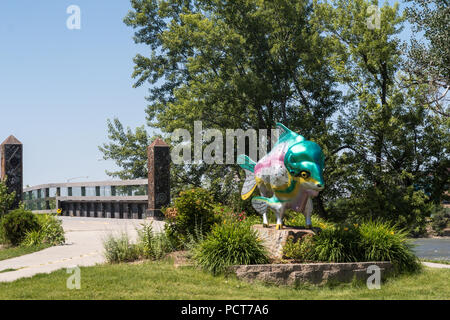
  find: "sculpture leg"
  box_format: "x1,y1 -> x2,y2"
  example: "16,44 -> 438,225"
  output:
258,183 -> 273,228
262,212 -> 269,227
303,197 -> 313,229
275,205 -> 287,230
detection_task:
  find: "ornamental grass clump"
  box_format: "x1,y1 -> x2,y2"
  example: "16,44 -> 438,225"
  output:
22,214 -> 65,246
138,223 -> 174,260
313,225 -> 361,262
103,233 -> 140,263
193,221 -> 269,275
358,220 -> 421,273
282,219 -> 421,274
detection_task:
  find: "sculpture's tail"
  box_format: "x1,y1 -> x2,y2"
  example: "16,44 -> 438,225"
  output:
238,155 -> 257,200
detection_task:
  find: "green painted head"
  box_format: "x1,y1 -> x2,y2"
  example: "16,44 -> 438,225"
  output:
284,138 -> 325,190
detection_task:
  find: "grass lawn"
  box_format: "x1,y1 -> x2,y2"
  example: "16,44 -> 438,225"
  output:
0,244 -> 51,262
0,260 -> 448,300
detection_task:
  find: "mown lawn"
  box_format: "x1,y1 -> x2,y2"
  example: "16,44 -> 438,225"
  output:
0,260 -> 448,300
0,244 -> 51,262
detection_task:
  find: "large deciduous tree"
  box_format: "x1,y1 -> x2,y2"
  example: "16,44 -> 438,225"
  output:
405,0 -> 449,117
100,0 -> 449,234
118,0 -> 342,213
315,0 -> 449,234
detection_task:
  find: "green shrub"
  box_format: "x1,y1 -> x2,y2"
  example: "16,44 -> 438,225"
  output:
327,186 -> 434,236
37,214 -> 65,245
103,233 -> 140,263
21,230 -> 44,247
281,220 -> 421,274
193,221 -> 269,275
0,178 -> 16,216
284,211 -> 333,229
21,214 -> 65,247
431,208 -> 450,236
138,223 -> 174,260
358,220 -> 421,273
165,188 -> 219,247
313,226 -> 361,262
283,234 -> 315,261
0,209 -> 40,245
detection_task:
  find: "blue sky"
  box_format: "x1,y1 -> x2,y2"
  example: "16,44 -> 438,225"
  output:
0,1 -> 153,186
0,1 -> 413,187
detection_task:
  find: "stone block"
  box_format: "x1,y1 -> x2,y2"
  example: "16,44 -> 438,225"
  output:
230,261 -> 393,286
252,224 -> 316,259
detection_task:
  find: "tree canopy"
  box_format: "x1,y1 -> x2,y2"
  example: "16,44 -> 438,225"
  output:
100,0 -> 449,234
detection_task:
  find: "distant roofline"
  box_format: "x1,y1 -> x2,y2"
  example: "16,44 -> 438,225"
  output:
23,179 -> 148,192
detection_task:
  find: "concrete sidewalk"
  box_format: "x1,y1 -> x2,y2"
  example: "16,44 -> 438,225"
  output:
0,217 -> 164,282
422,262 -> 450,269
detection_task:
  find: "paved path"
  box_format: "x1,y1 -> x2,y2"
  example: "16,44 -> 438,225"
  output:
422,262 -> 450,269
0,217 -> 164,282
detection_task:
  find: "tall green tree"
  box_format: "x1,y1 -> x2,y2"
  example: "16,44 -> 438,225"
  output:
405,0 -> 449,117
315,0 -> 449,234
120,0 -> 343,213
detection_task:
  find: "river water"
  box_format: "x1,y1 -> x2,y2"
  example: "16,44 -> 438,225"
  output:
412,238 -> 450,261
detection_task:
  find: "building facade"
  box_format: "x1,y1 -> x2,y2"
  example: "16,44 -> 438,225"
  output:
23,179 -> 149,219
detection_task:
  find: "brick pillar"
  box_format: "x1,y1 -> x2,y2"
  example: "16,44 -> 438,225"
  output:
1,136 -> 23,209
146,138 -> 170,220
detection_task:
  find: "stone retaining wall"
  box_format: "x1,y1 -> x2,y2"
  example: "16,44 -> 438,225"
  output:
230,261 -> 393,285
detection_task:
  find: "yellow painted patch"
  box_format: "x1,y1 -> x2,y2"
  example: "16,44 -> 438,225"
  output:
241,183 -> 257,200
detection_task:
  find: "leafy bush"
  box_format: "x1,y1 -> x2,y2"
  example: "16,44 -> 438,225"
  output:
283,234 -> 315,261
21,230 -> 44,247
138,223 -> 174,260
193,221 -> 269,275
431,208 -> 450,236
103,233 -> 141,263
313,226 -> 361,262
164,188 -> 219,247
284,211 -> 333,229
21,214 -> 65,246
0,209 -> 40,245
358,220 -> 421,273
0,178 -> 16,216
282,220 -> 421,273
327,186 -> 434,237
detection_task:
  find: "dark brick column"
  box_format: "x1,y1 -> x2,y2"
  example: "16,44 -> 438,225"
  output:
146,138 -> 170,220
1,135 -> 23,209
